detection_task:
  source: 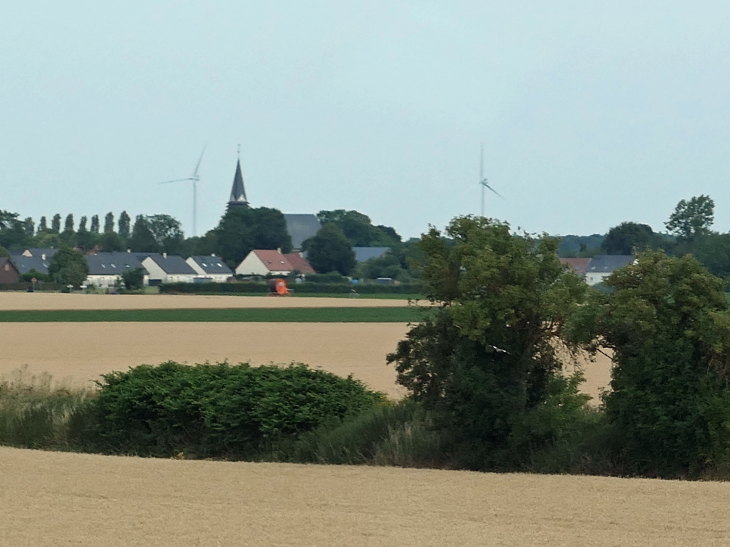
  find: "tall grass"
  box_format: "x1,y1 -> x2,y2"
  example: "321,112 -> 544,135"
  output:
0,366 -> 96,450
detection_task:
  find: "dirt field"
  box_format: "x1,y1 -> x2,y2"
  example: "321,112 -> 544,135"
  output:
2,446 -> 729,547
0,293 -> 413,310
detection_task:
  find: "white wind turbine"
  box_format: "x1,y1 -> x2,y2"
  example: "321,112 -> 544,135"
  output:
478,143 -> 503,217
159,144 -> 207,237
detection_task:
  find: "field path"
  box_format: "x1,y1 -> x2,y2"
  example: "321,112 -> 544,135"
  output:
1,446 -> 729,546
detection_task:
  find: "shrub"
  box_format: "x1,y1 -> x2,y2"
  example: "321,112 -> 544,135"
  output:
91,361 -> 383,458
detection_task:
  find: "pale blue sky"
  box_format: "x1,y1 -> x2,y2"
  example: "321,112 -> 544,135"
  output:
1,1 -> 728,239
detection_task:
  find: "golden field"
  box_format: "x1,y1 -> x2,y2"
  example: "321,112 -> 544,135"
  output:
2,446 -> 729,547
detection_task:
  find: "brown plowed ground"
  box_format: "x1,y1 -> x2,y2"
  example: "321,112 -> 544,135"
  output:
2,446 -> 729,547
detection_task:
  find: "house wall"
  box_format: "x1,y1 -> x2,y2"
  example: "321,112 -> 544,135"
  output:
141,258 -> 168,283
186,259 -> 231,283
86,275 -> 120,288
585,272 -> 610,286
0,261 -> 19,283
236,253 -> 270,276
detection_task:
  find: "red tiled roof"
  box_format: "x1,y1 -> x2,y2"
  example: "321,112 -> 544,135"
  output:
559,258 -> 591,274
253,250 -> 294,271
284,253 -> 316,274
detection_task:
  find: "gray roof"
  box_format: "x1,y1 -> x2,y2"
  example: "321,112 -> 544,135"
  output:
86,252 -> 146,276
228,159 -> 249,206
24,248 -> 57,259
586,255 -> 635,273
353,246 -> 390,262
10,256 -> 51,275
189,255 -> 233,275
284,214 -> 322,249
140,253 -> 197,275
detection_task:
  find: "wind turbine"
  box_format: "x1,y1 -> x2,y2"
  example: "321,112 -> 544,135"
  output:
159,144 -> 206,237
479,143 -> 503,217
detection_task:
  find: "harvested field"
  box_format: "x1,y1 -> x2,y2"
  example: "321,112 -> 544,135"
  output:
0,293 -> 412,311
2,446 -> 729,547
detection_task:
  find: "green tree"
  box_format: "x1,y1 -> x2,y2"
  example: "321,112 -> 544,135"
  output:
38,216 -> 48,233
0,245 -> 9,257
666,195 -> 714,242
120,267 -> 145,290
570,250 -> 730,477
90,214 -> 100,234
64,214 -> 74,233
146,214 -> 184,254
76,216 -> 96,252
98,231 -> 124,252
119,211 -> 131,239
128,215 -> 160,253
306,224 -> 357,275
104,212 -> 115,233
48,247 -> 89,288
387,217 -> 589,468
215,207 -> 292,268
602,222 -> 660,255
317,209 -> 401,247
0,211 -> 28,249
23,217 -> 34,236
51,214 -> 61,234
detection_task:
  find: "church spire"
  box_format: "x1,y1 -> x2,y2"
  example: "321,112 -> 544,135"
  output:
227,144 -> 249,210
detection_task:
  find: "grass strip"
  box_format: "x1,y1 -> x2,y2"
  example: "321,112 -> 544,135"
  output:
0,307 -> 426,323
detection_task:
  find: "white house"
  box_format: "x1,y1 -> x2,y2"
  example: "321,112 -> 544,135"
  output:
235,249 -> 315,277
85,252 -> 149,288
584,255 -> 635,286
186,255 -> 233,283
140,253 -> 198,285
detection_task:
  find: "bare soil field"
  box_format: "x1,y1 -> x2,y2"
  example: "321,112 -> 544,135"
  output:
2,446 -> 729,547
0,292 -> 412,311
0,322 -> 612,401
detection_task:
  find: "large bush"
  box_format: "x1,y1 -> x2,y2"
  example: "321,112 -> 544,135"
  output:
91,361 -> 383,457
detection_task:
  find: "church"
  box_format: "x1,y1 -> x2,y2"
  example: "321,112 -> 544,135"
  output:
226,155 -> 321,250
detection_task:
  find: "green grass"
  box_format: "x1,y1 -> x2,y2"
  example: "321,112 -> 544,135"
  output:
0,307 -> 427,323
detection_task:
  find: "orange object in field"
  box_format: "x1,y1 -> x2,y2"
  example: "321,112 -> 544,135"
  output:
268,278 -> 290,296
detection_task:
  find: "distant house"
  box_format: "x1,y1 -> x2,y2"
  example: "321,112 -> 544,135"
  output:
0,257 -> 20,284
353,246 -> 390,263
86,252 -> 148,288
18,248 -> 58,260
284,214 -> 321,250
186,255 -> 233,283
10,255 -> 53,276
139,253 -> 198,285
559,258 -> 591,276
235,249 -> 316,277
584,255 -> 635,286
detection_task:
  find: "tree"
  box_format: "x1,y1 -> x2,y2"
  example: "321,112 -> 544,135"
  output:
0,245 -> 9,258
104,212 -> 115,233
98,231 -> 124,252
0,211 -> 27,249
119,211 -> 131,239
602,222 -> 660,255
305,224 -> 356,275
38,216 -> 48,233
23,217 -> 34,236
665,195 -> 714,242
317,209 -> 401,247
146,214 -> 184,254
64,214 -> 74,233
215,207 -> 292,268
51,214 -> 61,234
76,216 -> 96,252
570,250 -> 730,477
128,215 -> 160,253
78,216 -> 87,232
48,247 -> 89,288
387,216 -> 589,468
121,267 -> 145,290
90,215 -> 100,234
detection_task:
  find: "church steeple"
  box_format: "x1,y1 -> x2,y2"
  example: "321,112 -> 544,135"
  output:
227,145 -> 249,210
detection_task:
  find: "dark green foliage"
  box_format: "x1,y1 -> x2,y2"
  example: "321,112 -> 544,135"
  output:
0,245 -> 8,258
358,246 -> 414,282
666,195 -> 714,242
98,231 -> 124,252
0,210 -> 29,249
304,272 -> 350,284
557,234 -> 605,257
316,209 -> 401,247
90,214 -> 100,234
48,247 -> 89,288
128,215 -> 160,253
215,207 -> 292,269
22,217 -> 34,236
388,217 -> 589,469
159,281 -> 421,295
90,361 -> 383,457
146,214 -> 185,254
570,251 -> 730,477
63,214 -> 74,233
118,211 -> 131,239
306,223 -> 356,275
38,216 -> 48,233
51,214 -> 61,234
104,212 -> 115,233
601,222 -> 663,255
120,267 -> 145,290
19,269 -> 51,282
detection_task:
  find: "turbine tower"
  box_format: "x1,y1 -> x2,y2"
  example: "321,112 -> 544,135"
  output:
159,144 -> 206,237
479,143 -> 502,217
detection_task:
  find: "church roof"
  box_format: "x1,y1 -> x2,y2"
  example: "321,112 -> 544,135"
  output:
228,159 -> 249,206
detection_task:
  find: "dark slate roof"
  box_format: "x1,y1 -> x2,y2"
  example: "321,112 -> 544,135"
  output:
586,255 -> 635,273
10,256 -> 51,275
140,253 -> 197,275
353,246 -> 390,262
24,248 -> 57,259
228,159 -> 249,206
284,214 -> 321,249
86,252 -> 146,276
189,255 -> 233,275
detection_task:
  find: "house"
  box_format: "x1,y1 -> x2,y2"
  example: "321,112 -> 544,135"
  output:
10,255 -> 53,277
584,255 -> 635,286
559,258 -> 591,276
186,255 -> 234,283
235,249 -> 316,276
140,253 -> 198,285
0,257 -> 20,284
353,246 -> 390,263
284,214 -> 321,250
86,252 -> 149,288
16,248 -> 58,260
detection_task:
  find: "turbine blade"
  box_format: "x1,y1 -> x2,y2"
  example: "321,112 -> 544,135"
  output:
159,178 -> 193,184
193,143 -> 207,177
481,179 -> 504,199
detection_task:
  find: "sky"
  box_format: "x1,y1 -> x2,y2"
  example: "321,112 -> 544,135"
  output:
1,1 -> 729,240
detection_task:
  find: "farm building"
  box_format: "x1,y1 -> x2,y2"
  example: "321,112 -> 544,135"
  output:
0,257 -> 20,283
353,246 -> 390,262
584,255 -> 635,286
139,253 -> 198,285
186,255 -> 233,283
235,249 -> 316,276
85,252 -> 149,288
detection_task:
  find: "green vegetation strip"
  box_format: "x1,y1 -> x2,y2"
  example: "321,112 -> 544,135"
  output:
0,307 -> 425,323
